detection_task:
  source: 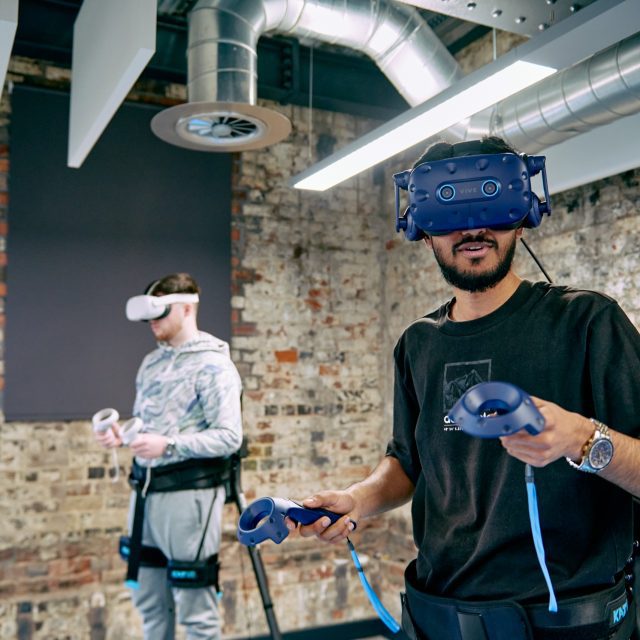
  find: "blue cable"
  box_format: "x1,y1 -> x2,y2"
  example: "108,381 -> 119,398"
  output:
347,539 -> 401,634
525,464 -> 558,613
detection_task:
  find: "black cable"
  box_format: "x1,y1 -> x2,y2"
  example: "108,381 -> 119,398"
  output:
520,237 -> 553,283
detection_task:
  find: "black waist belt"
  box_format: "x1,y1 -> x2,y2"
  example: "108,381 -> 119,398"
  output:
128,456 -> 232,493
125,457 -> 231,588
403,560 -> 635,640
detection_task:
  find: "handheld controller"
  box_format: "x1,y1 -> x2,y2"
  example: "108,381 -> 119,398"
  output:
92,408 -> 143,445
92,408 -> 119,434
237,497 -> 351,546
121,417 -> 143,445
237,498 -> 398,633
447,381 -> 545,438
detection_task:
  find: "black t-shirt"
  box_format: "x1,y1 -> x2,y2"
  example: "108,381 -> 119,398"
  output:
387,280 -> 640,602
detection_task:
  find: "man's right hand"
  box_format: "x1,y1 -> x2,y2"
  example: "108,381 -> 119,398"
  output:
94,422 -> 123,449
288,490 -> 358,544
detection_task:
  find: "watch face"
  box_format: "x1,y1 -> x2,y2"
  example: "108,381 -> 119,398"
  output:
588,438 -> 614,469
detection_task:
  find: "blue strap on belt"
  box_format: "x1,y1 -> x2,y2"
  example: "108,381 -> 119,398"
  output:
347,538 -> 401,634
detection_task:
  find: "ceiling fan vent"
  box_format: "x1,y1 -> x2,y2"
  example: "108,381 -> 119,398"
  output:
151,102 -> 291,152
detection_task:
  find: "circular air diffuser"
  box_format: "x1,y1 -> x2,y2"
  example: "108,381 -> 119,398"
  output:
151,102 -> 292,152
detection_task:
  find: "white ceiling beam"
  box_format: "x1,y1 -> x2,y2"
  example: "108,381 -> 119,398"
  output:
0,0 -> 18,100
68,0 -> 156,168
543,113 -> 640,195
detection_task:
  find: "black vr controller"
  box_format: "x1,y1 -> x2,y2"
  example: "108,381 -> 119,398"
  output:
237,497 -> 352,546
447,381 -> 545,438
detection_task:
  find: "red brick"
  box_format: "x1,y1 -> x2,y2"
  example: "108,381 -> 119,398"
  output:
274,349 -> 298,363
232,322 -> 258,336
319,364 -> 339,376
304,298 -> 322,311
232,269 -> 256,283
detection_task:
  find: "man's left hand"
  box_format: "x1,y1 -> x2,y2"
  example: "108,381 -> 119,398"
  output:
499,396 -> 593,467
130,433 -> 170,459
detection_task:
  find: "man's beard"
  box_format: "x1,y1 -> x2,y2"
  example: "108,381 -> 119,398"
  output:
432,233 -> 517,293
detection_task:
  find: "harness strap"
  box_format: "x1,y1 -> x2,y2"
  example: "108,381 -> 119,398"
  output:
129,457 -> 231,493
402,560 -> 635,640
118,535 -> 220,590
167,554 -> 220,590
124,457 -> 229,589
119,535 -> 167,568
125,481 -> 147,588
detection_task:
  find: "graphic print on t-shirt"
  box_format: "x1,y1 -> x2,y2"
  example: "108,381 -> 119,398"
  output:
442,359 -> 491,420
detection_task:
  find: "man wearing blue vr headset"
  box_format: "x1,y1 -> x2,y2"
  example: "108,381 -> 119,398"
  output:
94,272 -> 243,640
294,138 -> 640,640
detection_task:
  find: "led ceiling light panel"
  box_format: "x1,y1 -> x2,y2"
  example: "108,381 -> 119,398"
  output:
67,0 -> 156,168
293,61 -> 555,191
0,0 -> 18,100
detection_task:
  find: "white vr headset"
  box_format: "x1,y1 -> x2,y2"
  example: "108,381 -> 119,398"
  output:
126,293 -> 200,322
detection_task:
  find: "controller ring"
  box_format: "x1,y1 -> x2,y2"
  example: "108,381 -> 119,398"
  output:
447,382 -> 545,438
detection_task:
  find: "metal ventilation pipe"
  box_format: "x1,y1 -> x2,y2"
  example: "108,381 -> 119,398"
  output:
267,0 -> 462,108
469,31 -> 640,153
151,0 -> 462,152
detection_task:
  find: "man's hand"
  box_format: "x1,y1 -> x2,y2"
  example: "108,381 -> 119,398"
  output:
287,491 -> 358,545
500,396 -> 593,467
94,422 -> 123,449
130,433 -> 170,459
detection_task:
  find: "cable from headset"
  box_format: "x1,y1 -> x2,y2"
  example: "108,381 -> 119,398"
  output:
520,237 -> 553,284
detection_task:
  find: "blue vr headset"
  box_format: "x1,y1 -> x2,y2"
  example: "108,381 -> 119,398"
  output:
394,152 -> 551,240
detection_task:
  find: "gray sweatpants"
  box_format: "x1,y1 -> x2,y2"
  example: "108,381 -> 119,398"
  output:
127,486 -> 226,640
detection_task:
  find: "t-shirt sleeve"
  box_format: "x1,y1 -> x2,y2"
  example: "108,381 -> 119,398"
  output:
588,301 -> 640,438
386,337 -> 421,486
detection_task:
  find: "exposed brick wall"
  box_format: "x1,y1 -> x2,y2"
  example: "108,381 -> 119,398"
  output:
228,103 -> 402,634
2,29 -> 640,640
0,56 -> 398,639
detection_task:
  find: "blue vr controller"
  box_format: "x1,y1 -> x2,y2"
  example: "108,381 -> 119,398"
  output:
447,381 -> 545,438
237,497 -> 351,546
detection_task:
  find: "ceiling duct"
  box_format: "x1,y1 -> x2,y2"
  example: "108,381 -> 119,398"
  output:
471,30 -> 640,154
151,0 -> 462,152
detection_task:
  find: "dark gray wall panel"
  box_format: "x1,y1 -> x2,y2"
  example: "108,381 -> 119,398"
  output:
6,85 -> 232,421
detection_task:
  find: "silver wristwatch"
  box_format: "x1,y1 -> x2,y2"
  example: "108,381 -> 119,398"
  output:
566,419 -> 614,473
163,436 -> 177,459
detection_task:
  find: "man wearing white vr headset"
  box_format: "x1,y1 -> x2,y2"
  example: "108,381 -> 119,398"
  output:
95,272 -> 243,640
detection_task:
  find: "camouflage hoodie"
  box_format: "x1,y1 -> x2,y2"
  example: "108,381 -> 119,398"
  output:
133,331 -> 243,467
